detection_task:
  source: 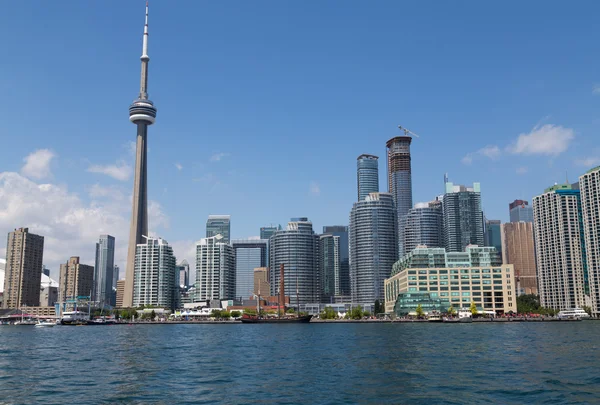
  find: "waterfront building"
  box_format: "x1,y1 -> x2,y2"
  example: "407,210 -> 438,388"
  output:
579,166 -> 600,316
39,273 -> 59,307
319,234 -> 339,302
113,265 -> 120,290
509,199 -> 534,223
124,3 -> 159,308
322,225 -> 350,296
349,192 -> 398,304
94,235 -> 115,306
3,228 -> 44,309
253,267 -> 271,297
116,279 -> 125,308
533,183 -> 588,311
59,257 -> 94,303
384,247 -> 516,314
195,235 -> 236,302
484,219 -> 502,254
0,258 -> 5,305
269,218 -> 320,306
393,292 -> 449,317
176,260 -> 190,288
401,200 -> 443,254
133,237 -> 179,310
502,222 -> 537,295
386,136 -> 413,257
232,239 -> 267,300
206,215 -> 231,243
357,154 -> 379,201
442,181 -> 484,252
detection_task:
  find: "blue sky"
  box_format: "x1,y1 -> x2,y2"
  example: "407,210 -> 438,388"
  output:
1,1 -> 600,274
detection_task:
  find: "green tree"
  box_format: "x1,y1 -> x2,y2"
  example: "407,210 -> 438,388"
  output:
415,304 -> 424,319
150,310 -> 156,321
582,306 -> 592,316
221,311 -> 231,319
211,309 -> 222,318
320,307 -> 337,320
363,311 -> 371,318
447,306 -> 456,316
244,308 -> 257,316
374,300 -> 382,315
286,308 -> 296,314
350,306 -> 364,320
230,311 -> 241,318
470,301 -> 478,317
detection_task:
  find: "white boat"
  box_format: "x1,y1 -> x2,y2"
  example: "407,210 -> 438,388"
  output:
557,308 -> 590,320
35,320 -> 56,327
61,311 -> 89,325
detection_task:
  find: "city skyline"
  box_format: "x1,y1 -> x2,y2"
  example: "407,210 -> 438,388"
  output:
1,2 -> 600,275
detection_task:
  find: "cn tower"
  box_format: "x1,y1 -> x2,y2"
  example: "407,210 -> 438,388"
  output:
123,2 -> 157,308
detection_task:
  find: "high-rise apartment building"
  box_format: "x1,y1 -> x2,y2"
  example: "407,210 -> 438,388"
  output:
357,154 -> 379,201
113,265 -> 120,290
59,257 -> 94,303
94,235 -> 115,306
484,219 -> 502,254
502,222 -> 537,295
206,215 -> 231,243
3,228 -> 44,309
387,136 -> 413,257
195,235 -> 236,302
232,239 -> 267,300
322,225 -> 350,297
176,260 -> 190,288
442,181 -> 484,252
401,200 -> 443,254
319,234 -> 339,302
253,267 -> 271,297
133,237 -> 178,310
269,218 -> 320,306
124,3 -> 159,308
579,166 -> 600,315
349,192 -> 398,304
509,199 -> 534,223
260,225 -> 281,268
116,279 -> 126,308
533,183 -> 588,311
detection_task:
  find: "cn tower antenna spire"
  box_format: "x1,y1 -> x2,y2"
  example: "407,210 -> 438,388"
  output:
139,1 -> 150,100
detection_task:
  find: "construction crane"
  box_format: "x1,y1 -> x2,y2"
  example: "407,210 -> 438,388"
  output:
398,125 -> 420,138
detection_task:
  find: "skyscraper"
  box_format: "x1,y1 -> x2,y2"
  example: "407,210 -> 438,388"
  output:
502,222 -> 537,295
195,235 -> 236,302
386,136 -> 413,257
133,237 -> 178,310
579,166 -> 600,315
206,215 -> 231,243
176,260 -> 190,288
484,219 -> 502,254
319,234 -> 339,302
124,3 -> 158,308
401,200 -> 444,254
442,181 -> 484,252
253,267 -> 271,297
232,239 -> 267,300
509,199 -> 534,223
533,183 -> 588,311
94,235 -> 115,306
357,154 -> 379,201
2,228 -> 44,309
59,257 -> 94,304
269,218 -> 320,306
113,265 -> 120,289
260,225 -> 281,241
322,225 -> 350,296
349,192 -> 398,304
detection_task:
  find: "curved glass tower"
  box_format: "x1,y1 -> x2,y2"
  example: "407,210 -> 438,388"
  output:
357,154 -> 379,201
402,202 -> 443,254
124,3 -> 158,308
349,193 -> 398,304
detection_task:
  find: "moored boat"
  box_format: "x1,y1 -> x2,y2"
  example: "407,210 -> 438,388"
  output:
61,311 -> 89,325
240,314 -> 313,323
35,320 -> 56,328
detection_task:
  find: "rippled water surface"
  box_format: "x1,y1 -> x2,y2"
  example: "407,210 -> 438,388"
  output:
1,322 -> 600,404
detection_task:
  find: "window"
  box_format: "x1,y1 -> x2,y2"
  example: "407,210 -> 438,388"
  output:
461,292 -> 470,296
429,276 -> 438,280
451,292 -> 460,296
408,276 -> 417,281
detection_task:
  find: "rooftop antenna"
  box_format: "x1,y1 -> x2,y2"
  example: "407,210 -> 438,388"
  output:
397,125 -> 420,138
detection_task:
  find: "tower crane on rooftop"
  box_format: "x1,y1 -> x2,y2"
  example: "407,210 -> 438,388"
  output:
398,125 -> 420,138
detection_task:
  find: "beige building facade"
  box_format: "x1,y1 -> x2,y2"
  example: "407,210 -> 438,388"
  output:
253,267 -> 271,297
2,228 -> 44,309
502,222 -> 537,295
59,257 -> 94,303
116,279 -> 126,308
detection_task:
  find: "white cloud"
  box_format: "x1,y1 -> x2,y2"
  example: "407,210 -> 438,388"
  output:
507,124 -> 574,156
175,163 -> 183,171
309,181 -> 320,196
210,152 -> 230,162
461,145 -> 501,165
516,166 -> 528,175
126,141 -> 137,157
87,161 -> 132,181
21,149 -> 55,180
593,84 -> 600,95
575,157 -> 600,167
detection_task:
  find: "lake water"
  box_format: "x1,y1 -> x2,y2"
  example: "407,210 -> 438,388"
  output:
1,322 -> 599,404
